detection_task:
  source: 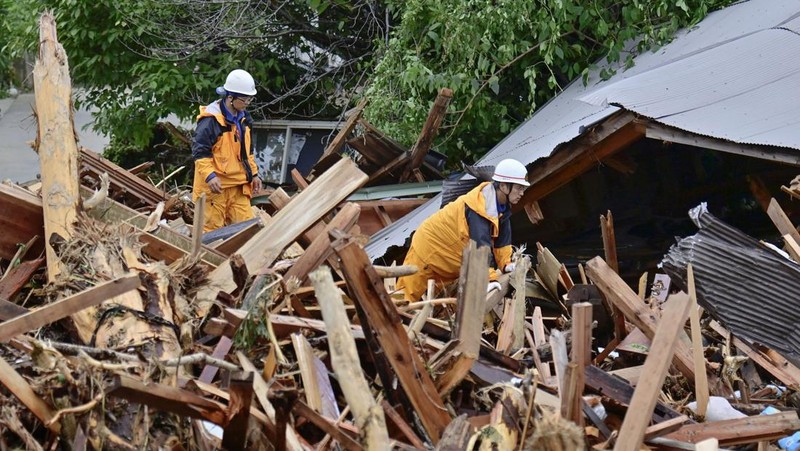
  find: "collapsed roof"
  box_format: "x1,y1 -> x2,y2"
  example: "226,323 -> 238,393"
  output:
366,0 -> 800,261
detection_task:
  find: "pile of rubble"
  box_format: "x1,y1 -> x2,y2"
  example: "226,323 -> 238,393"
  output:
4,12 -> 800,451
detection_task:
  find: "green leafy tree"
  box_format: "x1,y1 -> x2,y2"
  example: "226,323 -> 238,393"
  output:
364,0 -> 734,166
4,0 -> 388,150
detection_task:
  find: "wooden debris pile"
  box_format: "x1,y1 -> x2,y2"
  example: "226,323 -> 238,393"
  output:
5,11 -> 800,451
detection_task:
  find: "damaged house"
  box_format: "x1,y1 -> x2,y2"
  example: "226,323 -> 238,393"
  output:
368,0 -> 800,284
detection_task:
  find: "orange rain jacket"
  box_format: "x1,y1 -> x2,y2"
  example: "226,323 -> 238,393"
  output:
397,181 -> 513,302
191,100 -> 259,201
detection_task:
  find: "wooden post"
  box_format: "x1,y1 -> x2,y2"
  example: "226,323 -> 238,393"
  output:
767,198 -> 800,244
614,293 -> 691,451
687,264 -> 709,419
567,302 -> 592,426
401,88 -> 453,182
600,211 -> 628,341
310,267 -> 390,450
333,235 -> 450,443
190,193 -> 205,260
221,372 -> 254,451
33,13 -> 80,282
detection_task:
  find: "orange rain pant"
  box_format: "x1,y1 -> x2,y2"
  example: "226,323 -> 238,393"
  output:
203,184 -> 254,232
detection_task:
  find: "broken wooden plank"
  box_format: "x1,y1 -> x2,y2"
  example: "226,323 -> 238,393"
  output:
318,98 -> 367,164
292,333 -> 339,420
663,411 -> 800,446
293,401 -> 363,451
333,236 -> 450,443
600,210 -> 628,341
708,320 -> 800,388
83,186 -> 225,267
767,198 -> 800,244
0,357 -> 60,433
0,184 -> 44,261
401,88 -> 453,181
586,257 -> 695,382
0,297 -> 29,321
0,258 -> 44,302
0,274 -> 141,342
107,374 -> 227,425
687,264 -> 709,419
283,203 -> 360,284
643,414 -> 690,442
310,267 -> 390,449
496,255 -> 530,355
566,302 -> 592,426
221,372 -> 254,451
615,293 -> 691,451
79,147 -> 165,209
33,12 -> 80,282
198,158 -> 367,311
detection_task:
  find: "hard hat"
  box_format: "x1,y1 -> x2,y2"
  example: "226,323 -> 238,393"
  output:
492,159 -> 530,187
223,69 -> 257,96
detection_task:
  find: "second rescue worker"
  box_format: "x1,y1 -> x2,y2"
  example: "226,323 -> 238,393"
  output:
397,159 -> 530,302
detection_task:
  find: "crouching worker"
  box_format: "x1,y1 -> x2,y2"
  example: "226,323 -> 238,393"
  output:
397,159 -> 530,302
192,69 -> 263,232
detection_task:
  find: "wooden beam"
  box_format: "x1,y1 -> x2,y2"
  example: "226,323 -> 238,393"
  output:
333,235 -> 450,443
586,257 -> 695,382
643,415 -> 690,442
767,198 -> 800,245
566,302 -> 592,426
663,411 -> 800,446
614,293 -> 691,451
0,184 -> 44,261
0,357 -> 60,433
0,274 -> 141,342
496,255 -> 530,355
708,320 -> 800,388
107,374 -> 227,425
310,267 -> 390,450
221,372 -> 254,451
0,297 -> 29,321
268,188 -> 326,247
319,98 -> 367,162
601,210 -> 627,341
433,242 -> 490,396
455,241 -> 489,358
33,12 -> 80,282
687,264 -> 709,419
283,203 -> 360,284
518,111 -> 643,208
198,157 -> 367,311
83,186 -> 225,267
292,333 -> 339,420
0,258 -> 45,302
585,365 -> 685,423
646,121 -> 800,166
292,401 -> 364,451
401,88 -> 453,181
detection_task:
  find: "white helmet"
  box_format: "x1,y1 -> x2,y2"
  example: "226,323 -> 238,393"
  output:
223,69 -> 257,96
492,159 -> 530,186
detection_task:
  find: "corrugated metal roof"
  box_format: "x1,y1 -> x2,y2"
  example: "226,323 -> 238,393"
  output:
580,28 -> 800,148
367,0 -> 800,260
661,204 -> 800,367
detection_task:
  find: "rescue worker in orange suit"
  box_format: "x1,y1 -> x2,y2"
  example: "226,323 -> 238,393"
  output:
192,69 -> 262,232
397,159 -> 530,302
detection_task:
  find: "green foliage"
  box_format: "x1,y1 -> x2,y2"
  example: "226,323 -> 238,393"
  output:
4,0 -> 385,154
365,0 -> 734,166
